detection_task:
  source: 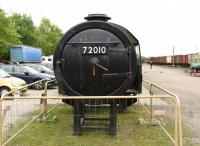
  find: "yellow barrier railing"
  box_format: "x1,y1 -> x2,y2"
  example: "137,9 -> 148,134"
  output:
0,80 -> 182,146
143,80 -> 182,146
0,79 -> 45,145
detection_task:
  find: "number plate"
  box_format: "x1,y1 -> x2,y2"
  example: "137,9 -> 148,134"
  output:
81,46 -> 108,55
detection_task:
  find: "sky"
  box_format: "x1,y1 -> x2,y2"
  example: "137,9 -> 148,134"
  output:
0,0 -> 200,57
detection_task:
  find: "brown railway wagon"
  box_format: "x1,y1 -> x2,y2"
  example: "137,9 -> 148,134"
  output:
181,55 -> 188,64
150,56 -> 167,64
159,56 -> 167,64
150,55 -> 189,66
149,53 -> 200,66
150,57 -> 160,64
172,55 -> 180,64
171,55 -> 188,65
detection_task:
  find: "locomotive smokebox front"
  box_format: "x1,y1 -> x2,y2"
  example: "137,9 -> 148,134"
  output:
53,14 -> 142,104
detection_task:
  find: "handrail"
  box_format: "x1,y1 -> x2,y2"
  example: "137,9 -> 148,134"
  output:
0,95 -> 175,100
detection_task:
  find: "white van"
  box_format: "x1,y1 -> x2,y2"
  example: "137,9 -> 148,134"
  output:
41,55 -> 53,69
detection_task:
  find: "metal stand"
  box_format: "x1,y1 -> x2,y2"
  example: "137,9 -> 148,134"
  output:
73,100 -> 83,136
73,99 -> 117,136
109,100 -> 117,136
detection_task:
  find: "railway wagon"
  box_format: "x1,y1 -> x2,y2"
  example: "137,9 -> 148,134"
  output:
150,55 -> 189,66
172,55 -> 188,66
159,56 -> 167,64
150,56 -> 166,65
181,55 -> 188,66
53,14 -> 142,135
166,56 -> 172,64
150,57 -> 160,64
149,53 -> 200,67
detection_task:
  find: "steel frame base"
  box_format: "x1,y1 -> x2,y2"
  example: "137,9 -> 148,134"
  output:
73,99 -> 117,136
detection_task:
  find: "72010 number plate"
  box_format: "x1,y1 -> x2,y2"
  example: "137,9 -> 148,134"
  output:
81,46 -> 108,55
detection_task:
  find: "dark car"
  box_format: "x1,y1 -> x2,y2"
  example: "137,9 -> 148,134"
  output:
24,64 -> 54,75
0,64 -> 56,89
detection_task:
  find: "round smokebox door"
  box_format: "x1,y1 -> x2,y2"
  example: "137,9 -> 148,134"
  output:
61,29 -> 129,95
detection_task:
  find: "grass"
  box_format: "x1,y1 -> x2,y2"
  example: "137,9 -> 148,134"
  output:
5,104 -> 190,146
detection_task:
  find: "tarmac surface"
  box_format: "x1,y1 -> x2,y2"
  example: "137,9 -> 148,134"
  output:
143,64 -> 200,145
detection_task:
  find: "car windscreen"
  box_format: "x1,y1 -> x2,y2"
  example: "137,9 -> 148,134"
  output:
0,69 -> 11,78
23,66 -> 40,74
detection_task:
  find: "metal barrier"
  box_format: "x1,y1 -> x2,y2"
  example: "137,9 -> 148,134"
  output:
0,80 -> 182,146
0,79 -> 46,145
142,80 -> 182,146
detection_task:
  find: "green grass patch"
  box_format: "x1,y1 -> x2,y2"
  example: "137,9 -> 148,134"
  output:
6,105 -> 188,146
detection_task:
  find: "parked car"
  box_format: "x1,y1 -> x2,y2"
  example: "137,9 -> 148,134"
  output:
24,64 -> 54,75
0,64 -> 56,90
0,69 -> 27,96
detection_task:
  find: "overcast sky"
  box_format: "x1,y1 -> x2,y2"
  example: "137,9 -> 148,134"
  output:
0,0 -> 200,57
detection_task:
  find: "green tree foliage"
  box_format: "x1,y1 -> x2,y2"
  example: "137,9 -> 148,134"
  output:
141,56 -> 148,63
0,9 -> 21,60
37,18 -> 62,55
10,13 -> 37,46
0,9 -> 63,59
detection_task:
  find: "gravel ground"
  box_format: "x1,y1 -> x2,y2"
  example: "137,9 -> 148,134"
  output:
143,63 -> 200,145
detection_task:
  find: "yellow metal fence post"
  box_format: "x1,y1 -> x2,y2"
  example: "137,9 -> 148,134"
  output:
149,84 -> 153,119
41,80 -> 48,118
0,99 -> 2,146
44,80 -> 48,116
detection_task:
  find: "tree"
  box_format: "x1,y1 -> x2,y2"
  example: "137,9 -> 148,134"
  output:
36,18 -> 62,55
10,13 -> 37,46
0,9 -> 21,60
141,56 -> 148,63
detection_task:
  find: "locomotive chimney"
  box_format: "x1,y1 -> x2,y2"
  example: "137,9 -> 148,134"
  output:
84,14 -> 111,21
